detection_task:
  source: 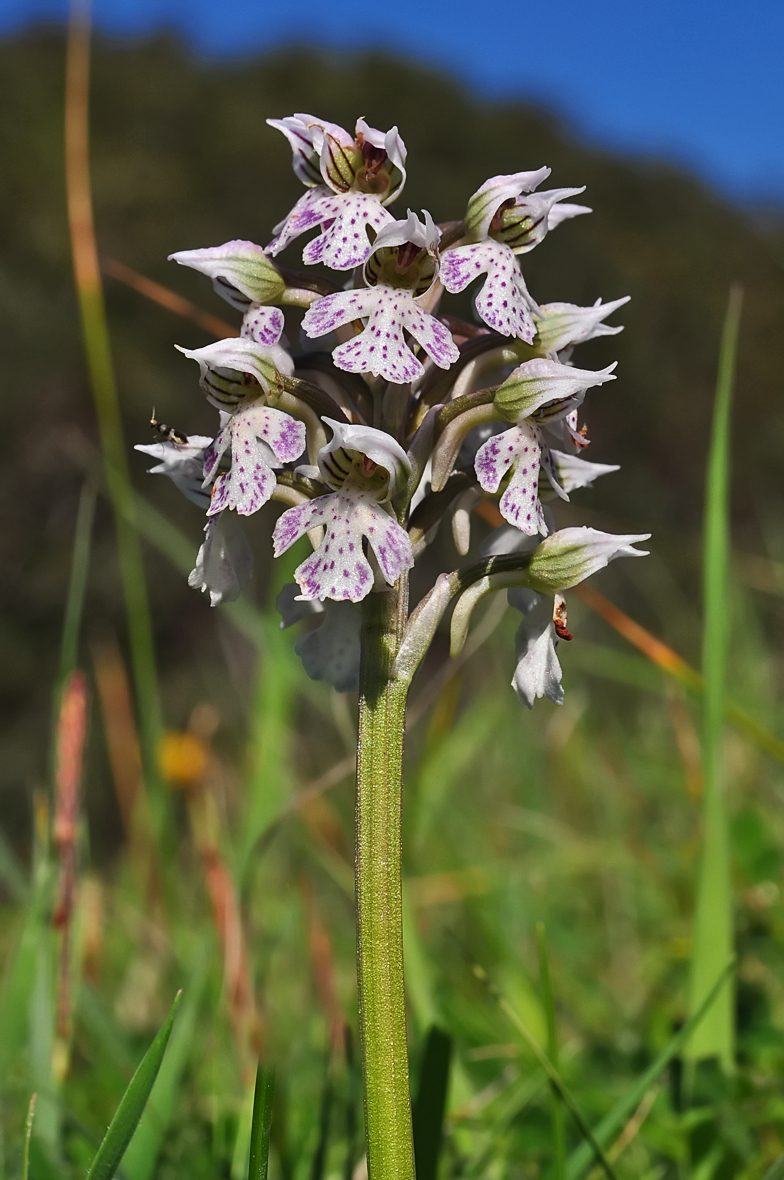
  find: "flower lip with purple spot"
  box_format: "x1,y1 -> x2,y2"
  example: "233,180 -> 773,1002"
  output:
273,488 -> 414,602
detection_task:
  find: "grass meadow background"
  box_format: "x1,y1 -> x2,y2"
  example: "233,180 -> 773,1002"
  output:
2,28 -> 784,1180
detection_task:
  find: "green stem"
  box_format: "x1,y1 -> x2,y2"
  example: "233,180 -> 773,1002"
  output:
356,580 -> 415,1180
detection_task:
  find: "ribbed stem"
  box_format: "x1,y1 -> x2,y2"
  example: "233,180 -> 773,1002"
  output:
355,581 -> 415,1180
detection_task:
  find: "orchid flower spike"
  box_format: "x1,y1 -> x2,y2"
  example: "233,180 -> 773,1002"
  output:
441,169 -> 589,341
146,107 -> 649,716
273,419 -> 414,602
266,113 -> 407,271
301,211 -> 459,384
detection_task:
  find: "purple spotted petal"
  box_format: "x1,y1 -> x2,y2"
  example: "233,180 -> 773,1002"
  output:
272,495 -> 331,554
208,456 -> 276,517
302,192 -> 394,270
474,426 -> 529,492
305,286 -> 456,385
273,489 -> 413,602
475,422 -> 546,536
241,305 -> 285,346
398,301 -> 459,371
267,187 -> 341,257
205,403 -> 306,517
334,329 -> 421,384
361,501 -> 414,584
302,286 -> 382,338
441,240 -> 536,342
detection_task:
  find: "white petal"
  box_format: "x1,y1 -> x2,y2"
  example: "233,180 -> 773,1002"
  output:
302,192 -> 394,270
188,512 -> 253,607
295,600 -> 362,692
319,417 -> 410,494
266,113 -> 325,185
276,582 -> 324,628
512,614 -> 564,708
135,436 -> 212,507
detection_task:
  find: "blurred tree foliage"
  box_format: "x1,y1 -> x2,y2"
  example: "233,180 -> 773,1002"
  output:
1,30 -> 783,831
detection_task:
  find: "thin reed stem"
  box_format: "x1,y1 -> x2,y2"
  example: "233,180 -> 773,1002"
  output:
65,3 -> 162,779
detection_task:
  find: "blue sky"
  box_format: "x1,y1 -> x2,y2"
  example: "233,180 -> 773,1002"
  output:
4,0 -> 783,204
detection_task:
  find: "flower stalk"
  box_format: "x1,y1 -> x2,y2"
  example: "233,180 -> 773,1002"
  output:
356,581 -> 415,1180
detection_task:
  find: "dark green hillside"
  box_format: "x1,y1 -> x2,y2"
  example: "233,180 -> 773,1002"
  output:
1,30 -> 783,814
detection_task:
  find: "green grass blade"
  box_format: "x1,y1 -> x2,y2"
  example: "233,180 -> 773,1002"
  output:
58,480 -> 96,683
0,830 -> 28,903
29,919 -> 57,1153
566,961 -> 735,1180
248,1064 -> 275,1180
310,1065 -> 333,1180
762,1151 -> 784,1180
21,1094 -> 36,1180
686,285 -> 743,1071
412,1026 -> 453,1180
0,899 -> 43,1078
239,615 -> 298,880
85,990 -> 181,1180
343,1029 -> 360,1180
487,969 -> 619,1180
121,945 -> 210,1180
537,924 -> 566,1180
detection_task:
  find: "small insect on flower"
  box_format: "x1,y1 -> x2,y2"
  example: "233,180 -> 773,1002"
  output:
150,409 -> 189,446
553,593 -> 573,641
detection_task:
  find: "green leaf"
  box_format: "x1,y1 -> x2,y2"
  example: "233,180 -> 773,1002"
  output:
84,990 -> 181,1180
412,1026 -> 453,1180
686,285 -> 743,1071
566,961 -> 734,1179
537,925 -> 565,1180
248,1064 -> 275,1180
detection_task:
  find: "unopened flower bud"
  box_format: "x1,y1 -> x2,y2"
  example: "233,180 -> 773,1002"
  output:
526,527 -> 650,593
534,296 -> 630,355
493,359 -> 616,423
176,337 -> 293,410
494,188 -> 586,253
169,241 -> 285,309
464,169 -> 551,241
